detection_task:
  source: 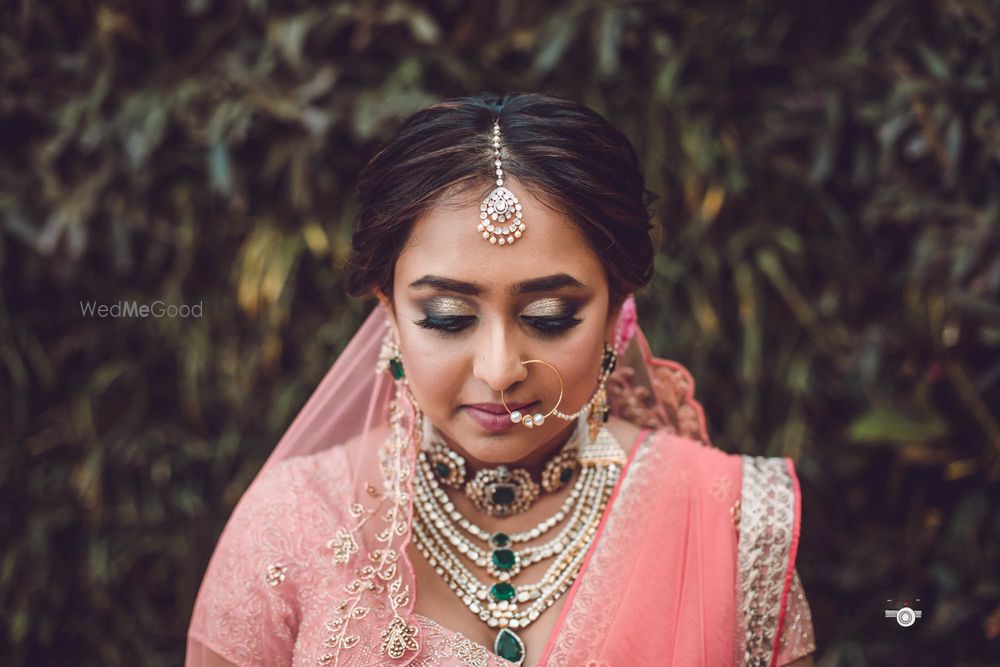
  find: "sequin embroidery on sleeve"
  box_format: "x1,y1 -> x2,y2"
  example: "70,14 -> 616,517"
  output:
774,569 -> 816,665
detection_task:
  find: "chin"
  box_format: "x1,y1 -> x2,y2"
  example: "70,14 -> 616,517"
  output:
467,443 -> 534,466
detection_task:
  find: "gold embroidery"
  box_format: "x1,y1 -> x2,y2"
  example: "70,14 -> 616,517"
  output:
265,562 -> 287,586
380,613 -> 420,659
604,348 -> 709,446
648,362 -> 707,443
775,569 -> 817,663
450,633 -> 490,667
318,391 -> 421,664
735,456 -> 797,667
326,528 -> 359,565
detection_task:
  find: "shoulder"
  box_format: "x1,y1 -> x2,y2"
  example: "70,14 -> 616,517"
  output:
732,451 -> 801,536
187,445 -> 355,663
643,428 -> 743,490
611,426 -> 743,519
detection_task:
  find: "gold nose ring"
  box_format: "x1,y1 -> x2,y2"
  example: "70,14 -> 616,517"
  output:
500,359 -> 564,428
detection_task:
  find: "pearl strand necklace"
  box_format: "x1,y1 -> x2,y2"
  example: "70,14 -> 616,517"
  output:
412,471 -> 612,623
415,455 -> 605,578
411,425 -> 625,665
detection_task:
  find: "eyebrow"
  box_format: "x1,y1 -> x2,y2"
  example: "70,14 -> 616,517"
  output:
408,273 -> 585,296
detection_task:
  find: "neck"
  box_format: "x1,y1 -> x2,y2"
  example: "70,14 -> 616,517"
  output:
435,421 -> 579,478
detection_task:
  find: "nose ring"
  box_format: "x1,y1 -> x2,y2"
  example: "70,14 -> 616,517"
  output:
500,359 -> 564,428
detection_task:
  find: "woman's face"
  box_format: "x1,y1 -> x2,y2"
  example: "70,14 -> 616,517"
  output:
384,178 -> 621,468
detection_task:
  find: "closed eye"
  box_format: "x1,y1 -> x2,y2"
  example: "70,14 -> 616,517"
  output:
413,314 -> 582,337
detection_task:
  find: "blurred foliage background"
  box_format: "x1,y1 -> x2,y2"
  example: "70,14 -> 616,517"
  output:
1,0 -> 999,665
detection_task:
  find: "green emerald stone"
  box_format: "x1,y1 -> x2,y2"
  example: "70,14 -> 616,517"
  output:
490,582 -> 515,602
490,532 -> 510,548
559,466 -> 574,484
491,485 -> 515,505
492,548 -> 516,571
389,357 -> 405,380
494,628 -> 525,663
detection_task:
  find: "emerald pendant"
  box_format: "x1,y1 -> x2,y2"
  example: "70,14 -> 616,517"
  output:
494,628 -> 525,664
388,357 -> 405,380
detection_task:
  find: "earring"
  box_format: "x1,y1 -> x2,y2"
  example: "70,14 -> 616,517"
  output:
585,343 -> 616,442
376,323 -> 405,380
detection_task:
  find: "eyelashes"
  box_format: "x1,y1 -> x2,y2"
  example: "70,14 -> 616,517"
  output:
521,314 -> 583,334
413,314 -> 583,337
414,315 -> 477,333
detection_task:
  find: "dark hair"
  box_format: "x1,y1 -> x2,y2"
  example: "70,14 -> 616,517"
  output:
345,92 -> 657,310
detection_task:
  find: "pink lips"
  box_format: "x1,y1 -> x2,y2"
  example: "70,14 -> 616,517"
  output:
463,401 -> 537,433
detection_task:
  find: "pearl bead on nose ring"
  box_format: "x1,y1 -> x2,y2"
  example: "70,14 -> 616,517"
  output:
500,359 -> 564,428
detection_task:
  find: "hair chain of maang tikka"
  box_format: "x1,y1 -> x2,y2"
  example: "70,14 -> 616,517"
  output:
477,120 -> 526,247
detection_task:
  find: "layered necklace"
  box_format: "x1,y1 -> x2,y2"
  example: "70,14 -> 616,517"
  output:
412,419 -> 626,665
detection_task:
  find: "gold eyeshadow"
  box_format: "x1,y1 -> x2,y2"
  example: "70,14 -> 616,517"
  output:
521,298 -> 573,318
423,298 -> 475,317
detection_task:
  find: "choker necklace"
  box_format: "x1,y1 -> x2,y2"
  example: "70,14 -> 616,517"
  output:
412,424 -> 626,665
422,417 -> 585,517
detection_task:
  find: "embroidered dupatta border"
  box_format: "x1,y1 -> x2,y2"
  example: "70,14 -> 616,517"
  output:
734,456 -> 801,667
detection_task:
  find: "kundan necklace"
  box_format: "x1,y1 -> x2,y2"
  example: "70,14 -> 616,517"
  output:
412,420 -> 626,665
422,416 -> 582,518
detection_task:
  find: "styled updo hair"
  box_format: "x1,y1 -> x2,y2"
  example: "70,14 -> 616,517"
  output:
345,92 -> 657,311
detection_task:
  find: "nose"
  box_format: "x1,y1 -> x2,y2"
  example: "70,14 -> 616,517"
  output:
472,322 -> 528,394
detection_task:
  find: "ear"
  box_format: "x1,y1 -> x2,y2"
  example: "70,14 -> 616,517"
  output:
604,294 -> 625,347
374,288 -> 401,340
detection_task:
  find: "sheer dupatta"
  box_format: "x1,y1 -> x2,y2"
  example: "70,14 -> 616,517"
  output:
540,323 -> 808,666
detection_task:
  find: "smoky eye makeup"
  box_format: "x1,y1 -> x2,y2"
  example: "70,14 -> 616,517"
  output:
519,298 -> 583,336
413,298 -> 477,334
412,296 -> 585,336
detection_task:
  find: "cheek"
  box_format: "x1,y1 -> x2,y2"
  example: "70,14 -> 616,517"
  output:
550,332 -> 604,404
398,331 -> 467,411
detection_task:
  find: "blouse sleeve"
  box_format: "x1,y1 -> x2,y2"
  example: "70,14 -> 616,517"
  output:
775,568 -> 817,665
186,459 -> 305,666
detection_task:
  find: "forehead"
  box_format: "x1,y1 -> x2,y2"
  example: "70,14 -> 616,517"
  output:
394,181 -> 605,293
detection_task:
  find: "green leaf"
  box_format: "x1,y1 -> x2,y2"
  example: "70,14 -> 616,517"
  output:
847,405 -> 950,443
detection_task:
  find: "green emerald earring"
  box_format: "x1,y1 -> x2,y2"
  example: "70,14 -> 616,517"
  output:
376,324 -> 405,380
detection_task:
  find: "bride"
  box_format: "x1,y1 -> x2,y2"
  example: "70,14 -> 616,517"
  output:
186,92 -> 816,666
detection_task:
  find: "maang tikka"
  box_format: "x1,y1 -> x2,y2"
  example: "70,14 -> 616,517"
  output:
477,120 -> 526,246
